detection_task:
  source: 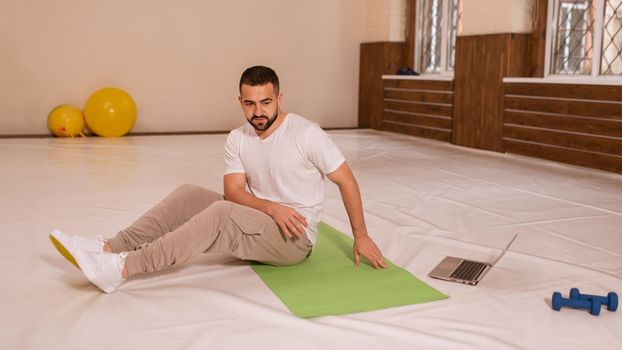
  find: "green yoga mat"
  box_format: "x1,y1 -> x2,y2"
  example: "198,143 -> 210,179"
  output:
251,222 -> 448,318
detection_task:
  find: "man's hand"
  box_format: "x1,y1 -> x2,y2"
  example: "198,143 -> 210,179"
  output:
353,235 -> 388,269
267,202 -> 308,239
225,173 -> 308,239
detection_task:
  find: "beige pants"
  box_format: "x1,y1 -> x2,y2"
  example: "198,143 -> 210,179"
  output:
107,184 -> 313,277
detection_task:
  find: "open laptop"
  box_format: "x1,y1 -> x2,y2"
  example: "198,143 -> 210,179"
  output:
428,234 -> 518,286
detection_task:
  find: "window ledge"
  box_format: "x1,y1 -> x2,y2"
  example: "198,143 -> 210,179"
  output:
503,77 -> 622,86
382,75 -> 454,81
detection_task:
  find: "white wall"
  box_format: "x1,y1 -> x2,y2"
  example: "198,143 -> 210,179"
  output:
460,0 -> 534,36
364,0 -> 406,42
0,0 -> 367,135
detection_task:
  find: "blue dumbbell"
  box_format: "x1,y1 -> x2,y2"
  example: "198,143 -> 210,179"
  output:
552,291 -> 601,316
569,288 -> 618,312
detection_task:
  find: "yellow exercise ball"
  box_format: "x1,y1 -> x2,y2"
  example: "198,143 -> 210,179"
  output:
47,104 -> 85,137
84,87 -> 137,137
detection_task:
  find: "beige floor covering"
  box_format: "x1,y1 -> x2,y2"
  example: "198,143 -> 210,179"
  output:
1,129 -> 621,349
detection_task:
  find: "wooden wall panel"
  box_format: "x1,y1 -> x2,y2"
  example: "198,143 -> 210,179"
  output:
503,139 -> 622,174
384,89 -> 453,103
359,0 -> 622,175
504,111 -> 622,138
506,83 -> 622,100
503,82 -> 622,174
383,122 -> 451,142
404,0 -> 416,67
452,34 -> 529,152
527,0 -> 548,77
506,34 -> 530,78
504,96 -> 622,119
504,125 -> 622,156
384,79 -> 453,90
382,78 -> 454,142
358,42 -> 406,129
384,111 -> 452,129
384,100 -> 453,117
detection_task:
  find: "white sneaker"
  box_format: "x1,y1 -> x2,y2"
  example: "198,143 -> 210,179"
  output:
49,230 -> 106,270
74,249 -> 127,294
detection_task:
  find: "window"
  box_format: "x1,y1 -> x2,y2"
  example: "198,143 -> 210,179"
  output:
548,0 -> 622,77
601,0 -> 622,74
416,0 -> 461,74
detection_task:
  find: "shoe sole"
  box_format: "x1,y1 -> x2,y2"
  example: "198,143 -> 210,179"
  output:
49,234 -> 81,270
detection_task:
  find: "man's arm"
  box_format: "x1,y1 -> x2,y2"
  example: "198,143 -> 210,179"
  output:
326,162 -> 387,269
223,173 -> 308,239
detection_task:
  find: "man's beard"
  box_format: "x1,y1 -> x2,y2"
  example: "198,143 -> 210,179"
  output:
248,110 -> 279,131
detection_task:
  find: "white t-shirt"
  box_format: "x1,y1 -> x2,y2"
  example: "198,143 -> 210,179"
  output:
224,113 -> 345,244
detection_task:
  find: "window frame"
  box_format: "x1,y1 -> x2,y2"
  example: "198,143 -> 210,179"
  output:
544,0 -> 621,81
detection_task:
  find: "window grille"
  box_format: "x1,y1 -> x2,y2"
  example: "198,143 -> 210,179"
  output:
420,0 -> 443,73
417,0 -> 460,74
447,0 -> 460,71
549,0 -> 622,77
601,0 -> 622,74
551,0 -> 595,75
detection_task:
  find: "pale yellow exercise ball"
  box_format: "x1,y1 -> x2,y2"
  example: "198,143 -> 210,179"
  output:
47,104 -> 85,137
84,87 -> 137,137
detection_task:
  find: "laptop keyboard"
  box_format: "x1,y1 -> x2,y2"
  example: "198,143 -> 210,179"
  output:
450,260 -> 487,281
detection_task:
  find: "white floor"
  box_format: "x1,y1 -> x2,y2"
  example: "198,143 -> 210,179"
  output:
1,129 -> 621,349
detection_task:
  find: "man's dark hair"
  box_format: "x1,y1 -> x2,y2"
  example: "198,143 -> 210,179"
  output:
239,66 -> 280,94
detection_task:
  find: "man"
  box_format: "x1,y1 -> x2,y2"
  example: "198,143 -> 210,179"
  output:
50,65 -> 387,294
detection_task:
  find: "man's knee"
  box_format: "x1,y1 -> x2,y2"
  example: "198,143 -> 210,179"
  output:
174,183 -> 205,195
204,201 -> 236,224
207,200 -> 234,213
279,253 -> 308,266
173,184 -> 223,204
267,244 -> 311,266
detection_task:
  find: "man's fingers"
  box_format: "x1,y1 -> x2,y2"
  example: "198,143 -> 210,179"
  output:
293,213 -> 308,227
278,223 -> 293,239
372,252 -> 388,269
288,220 -> 303,236
296,217 -> 308,228
285,220 -> 303,238
373,255 -> 387,269
352,237 -> 388,269
367,254 -> 380,269
289,218 -> 305,236
360,250 -> 388,269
